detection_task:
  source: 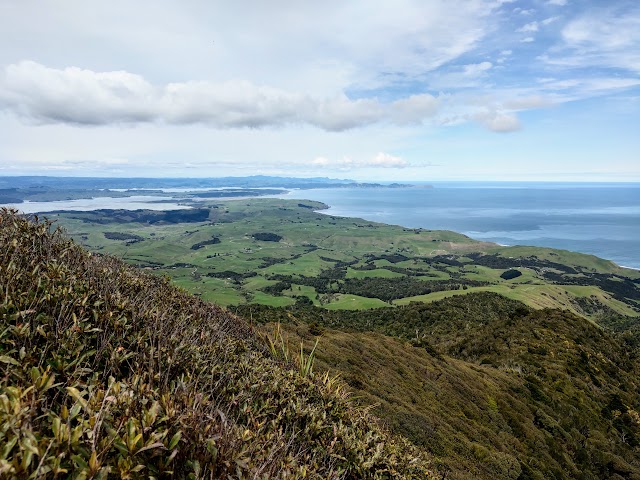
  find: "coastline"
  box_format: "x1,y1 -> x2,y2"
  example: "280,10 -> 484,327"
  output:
280,185 -> 640,271
4,184 -> 640,271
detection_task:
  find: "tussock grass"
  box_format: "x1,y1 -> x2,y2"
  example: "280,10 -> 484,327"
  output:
0,209 -> 432,479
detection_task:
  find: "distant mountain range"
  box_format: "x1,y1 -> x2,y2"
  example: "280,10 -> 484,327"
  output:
0,175 -> 414,205
0,175 -> 364,190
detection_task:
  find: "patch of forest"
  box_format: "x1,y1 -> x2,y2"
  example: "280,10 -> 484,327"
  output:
239,292 -> 527,341
190,236 -> 221,250
52,208 -> 212,224
206,270 -> 257,283
464,253 -> 579,273
252,232 -> 283,242
268,268 -> 489,302
103,231 -> 145,242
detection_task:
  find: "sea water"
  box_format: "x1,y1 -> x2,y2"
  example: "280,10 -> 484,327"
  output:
282,182 -> 640,270
2,196 -> 192,213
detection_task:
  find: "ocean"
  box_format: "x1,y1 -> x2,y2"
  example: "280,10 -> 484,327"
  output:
281,182 -> 640,270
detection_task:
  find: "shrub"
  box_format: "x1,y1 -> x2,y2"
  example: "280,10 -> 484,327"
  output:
501,269 -> 522,280
252,232 -> 282,242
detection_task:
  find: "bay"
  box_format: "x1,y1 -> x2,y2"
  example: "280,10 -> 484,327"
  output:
2,196 -> 192,213
281,182 -> 640,269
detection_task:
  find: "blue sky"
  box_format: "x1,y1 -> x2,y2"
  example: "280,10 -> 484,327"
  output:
0,0 -> 638,181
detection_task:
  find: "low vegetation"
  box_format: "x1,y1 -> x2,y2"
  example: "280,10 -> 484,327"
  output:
13,200 -> 640,479
0,209 -> 433,479
250,295 -> 640,480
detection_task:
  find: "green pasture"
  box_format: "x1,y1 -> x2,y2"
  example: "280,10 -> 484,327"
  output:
49,198 -> 640,318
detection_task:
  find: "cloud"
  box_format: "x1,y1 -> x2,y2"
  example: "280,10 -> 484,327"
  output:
496,50 -> 512,64
0,61 -> 440,131
473,110 -> 521,132
463,62 -> 493,77
390,94 -> 439,124
547,0 -> 567,5
8,60 -> 566,135
541,16 -> 560,26
544,6 -> 640,73
0,62 -> 156,125
536,77 -> 640,100
562,10 -> 640,51
503,95 -> 553,110
517,22 -> 539,33
517,16 -> 558,34
0,0 -> 518,99
369,152 -> 409,168
311,152 -> 409,169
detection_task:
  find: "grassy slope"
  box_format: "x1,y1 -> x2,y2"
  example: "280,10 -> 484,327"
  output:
0,209 -> 432,479
395,283 -> 639,316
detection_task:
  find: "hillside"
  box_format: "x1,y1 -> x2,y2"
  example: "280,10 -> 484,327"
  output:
0,209 -> 432,479
252,295 -> 640,480
48,199 -> 640,321
5,205 -> 640,479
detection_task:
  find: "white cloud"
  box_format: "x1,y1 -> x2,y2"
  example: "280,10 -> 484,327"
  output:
544,7 -> 640,73
0,62 -> 156,125
463,61 -> 493,77
521,37 -> 535,43
517,22 -> 539,33
542,16 -> 560,26
541,77 -> 640,98
427,62 -> 494,89
0,61 -> 438,131
369,152 -> 409,168
390,94 -> 440,125
547,0 -> 567,6
308,96 -> 384,131
562,11 -> 640,50
0,62 -> 444,131
0,0 -> 511,96
7,60 -> 569,137
473,110 -> 521,132
503,95 -> 553,110
496,50 -> 512,64
311,152 -> 409,169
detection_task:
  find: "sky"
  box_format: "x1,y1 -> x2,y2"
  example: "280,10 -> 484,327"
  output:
0,0 -> 638,181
